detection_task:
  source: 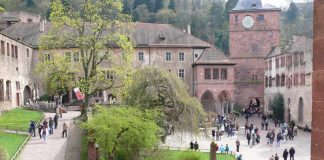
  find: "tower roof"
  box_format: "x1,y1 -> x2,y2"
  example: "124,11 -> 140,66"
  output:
231,0 -> 280,12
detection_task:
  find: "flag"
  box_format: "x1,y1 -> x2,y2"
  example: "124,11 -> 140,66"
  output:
74,88 -> 84,100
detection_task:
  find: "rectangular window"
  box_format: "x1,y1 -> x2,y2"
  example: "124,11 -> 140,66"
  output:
178,69 -> 184,79
204,68 -> 211,80
300,73 -> 305,85
98,90 -> 103,97
73,52 -> 79,62
138,52 -> 144,61
235,15 -> 239,23
0,41 -> 3,55
26,49 -> 29,57
265,61 -> 268,71
281,74 -> 285,86
165,52 -> 171,61
269,60 -> 272,70
64,52 -> 71,62
281,56 -> 286,67
106,70 -> 114,80
300,52 -> 305,65
15,81 -> 20,90
257,15 -> 265,21
252,44 -> 258,54
276,74 -> 280,87
179,52 -> 184,61
294,52 -> 299,67
275,57 -> 279,68
6,43 -> 9,56
168,69 -> 172,72
11,45 -> 14,57
265,77 -> 268,87
221,68 -> 227,80
294,74 -> 299,86
269,76 -> 272,87
15,46 -> 18,58
0,79 -> 3,101
213,68 -> 219,80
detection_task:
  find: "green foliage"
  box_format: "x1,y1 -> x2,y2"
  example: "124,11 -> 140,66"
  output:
0,146 -> 9,160
39,0 -> 134,116
81,106 -> 161,160
39,94 -> 51,101
168,0 -> 176,11
270,93 -> 285,122
286,2 -> 298,23
154,0 -> 164,12
180,152 -> 204,160
35,54 -> 75,96
155,8 -> 176,24
124,67 -> 205,133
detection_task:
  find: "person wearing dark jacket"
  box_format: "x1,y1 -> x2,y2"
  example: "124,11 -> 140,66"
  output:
38,124 -> 43,139
283,149 -> 289,160
190,141 -> 194,150
275,154 -> 279,160
289,147 -> 295,160
54,114 -> 58,129
194,141 -> 199,151
246,132 -> 251,145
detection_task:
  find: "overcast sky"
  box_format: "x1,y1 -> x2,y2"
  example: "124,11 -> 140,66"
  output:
261,0 -> 313,8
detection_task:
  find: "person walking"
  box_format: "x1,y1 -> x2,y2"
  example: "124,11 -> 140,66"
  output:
29,121 -> 36,137
49,117 -> 54,134
219,145 -> 225,154
283,149 -> 289,160
289,147 -> 295,160
54,114 -> 58,129
42,119 -> 48,128
212,129 -> 216,140
62,123 -> 68,138
38,124 -> 43,139
194,141 -> 199,151
269,155 -> 275,160
275,154 -> 279,160
225,144 -> 229,154
265,120 -> 269,130
247,132 -> 251,145
42,126 -> 49,144
252,133 -> 256,146
236,139 -> 240,152
189,141 -> 194,150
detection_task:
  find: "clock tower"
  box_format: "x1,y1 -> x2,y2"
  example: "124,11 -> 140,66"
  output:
229,0 -> 280,108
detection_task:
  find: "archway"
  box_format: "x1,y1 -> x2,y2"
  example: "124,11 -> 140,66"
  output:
298,97 -> 304,123
218,90 -> 232,114
201,91 -> 215,112
23,86 -> 31,105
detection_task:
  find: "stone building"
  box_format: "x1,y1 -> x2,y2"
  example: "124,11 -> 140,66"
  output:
0,33 -> 35,109
229,0 -> 281,109
264,36 -> 313,126
1,21 -> 222,108
193,47 -> 236,114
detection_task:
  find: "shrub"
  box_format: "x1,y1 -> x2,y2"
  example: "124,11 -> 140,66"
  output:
39,94 -> 51,101
270,93 -> 285,122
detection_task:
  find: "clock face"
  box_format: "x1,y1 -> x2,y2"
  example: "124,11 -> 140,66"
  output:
242,16 -> 255,29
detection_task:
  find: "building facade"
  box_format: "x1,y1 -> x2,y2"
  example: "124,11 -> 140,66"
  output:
264,36 -> 313,126
229,0 -> 281,109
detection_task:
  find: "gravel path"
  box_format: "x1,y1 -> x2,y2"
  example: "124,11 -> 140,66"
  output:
18,111 -> 80,160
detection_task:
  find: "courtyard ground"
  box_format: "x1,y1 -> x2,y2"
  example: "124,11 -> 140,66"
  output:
162,116 -> 311,160
18,111 -> 80,160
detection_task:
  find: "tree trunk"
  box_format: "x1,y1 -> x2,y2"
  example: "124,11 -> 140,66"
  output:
81,94 -> 90,119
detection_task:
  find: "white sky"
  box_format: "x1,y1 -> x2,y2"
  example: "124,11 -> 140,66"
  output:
261,0 -> 313,8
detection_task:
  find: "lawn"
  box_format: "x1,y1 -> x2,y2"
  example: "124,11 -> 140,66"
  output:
0,132 -> 28,159
146,150 -> 236,160
0,108 -> 43,131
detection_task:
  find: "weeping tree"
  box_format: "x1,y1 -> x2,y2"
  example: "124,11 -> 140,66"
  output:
39,0 -> 134,118
123,67 -> 206,135
270,92 -> 285,122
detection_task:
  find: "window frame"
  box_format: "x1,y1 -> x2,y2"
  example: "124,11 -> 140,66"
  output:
204,68 -> 211,80
179,52 -> 185,62
221,68 -> 227,80
138,52 -> 144,61
165,52 -> 172,61
178,69 -> 185,79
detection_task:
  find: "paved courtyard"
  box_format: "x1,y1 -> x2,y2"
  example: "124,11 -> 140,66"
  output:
162,116 -> 311,160
18,111 -> 80,160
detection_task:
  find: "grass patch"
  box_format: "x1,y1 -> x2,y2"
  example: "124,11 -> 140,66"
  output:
0,108 -> 43,131
0,132 -> 27,159
80,132 -> 88,160
146,150 -> 236,160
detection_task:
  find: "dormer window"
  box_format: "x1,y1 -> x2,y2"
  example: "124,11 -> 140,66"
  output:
159,33 -> 165,40
252,4 -> 257,8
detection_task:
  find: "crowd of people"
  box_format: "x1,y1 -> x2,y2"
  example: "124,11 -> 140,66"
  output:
28,106 -> 68,144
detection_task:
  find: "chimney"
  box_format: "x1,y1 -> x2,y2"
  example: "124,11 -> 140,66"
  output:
187,25 -> 191,35
39,18 -> 45,32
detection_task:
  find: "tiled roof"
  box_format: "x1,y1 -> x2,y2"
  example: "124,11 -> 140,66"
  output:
1,22 -> 210,49
0,12 -> 21,22
231,0 -> 280,11
194,47 -> 235,65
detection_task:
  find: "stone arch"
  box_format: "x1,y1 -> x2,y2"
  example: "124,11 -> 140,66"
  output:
23,85 -> 32,105
217,90 -> 232,114
298,97 -> 304,123
201,90 -> 216,112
